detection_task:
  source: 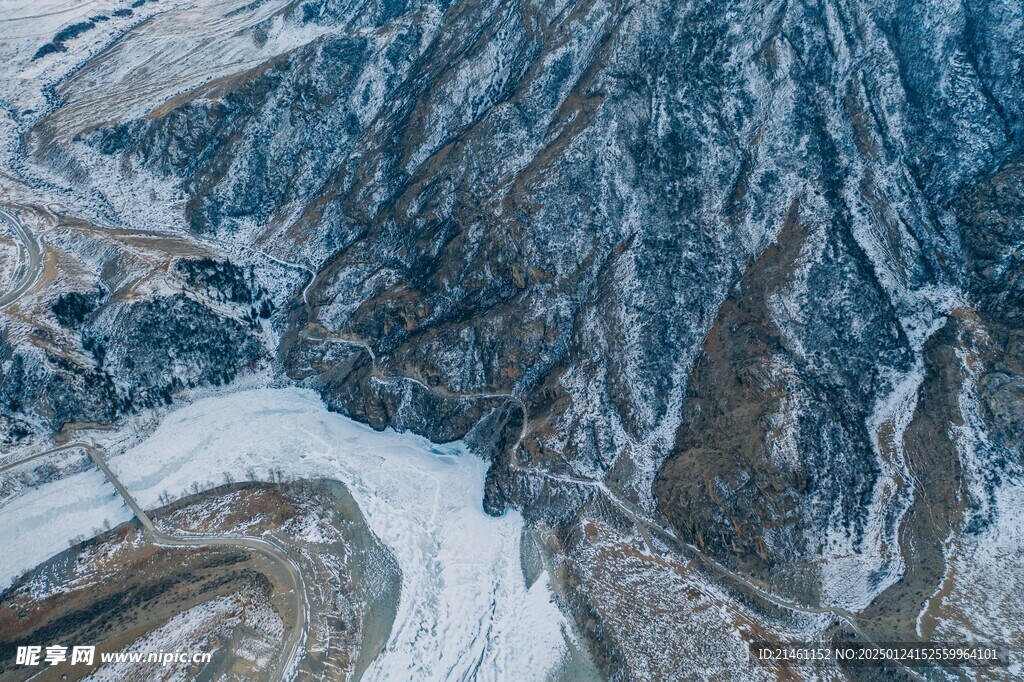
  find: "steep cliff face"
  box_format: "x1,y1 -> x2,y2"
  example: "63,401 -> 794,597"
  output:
654,199 -> 915,608
7,0 -> 1024,674
958,155 -> 1024,455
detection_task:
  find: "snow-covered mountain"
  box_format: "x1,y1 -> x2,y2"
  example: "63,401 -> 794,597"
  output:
1,0 -> 1022,677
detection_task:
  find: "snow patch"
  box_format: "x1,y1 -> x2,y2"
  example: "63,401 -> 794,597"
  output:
3,387 -> 572,680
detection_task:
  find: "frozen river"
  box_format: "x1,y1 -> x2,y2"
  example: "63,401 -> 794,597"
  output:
1,387 -> 574,680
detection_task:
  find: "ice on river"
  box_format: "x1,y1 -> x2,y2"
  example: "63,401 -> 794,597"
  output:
1,387 -> 571,680
0,466 -> 132,586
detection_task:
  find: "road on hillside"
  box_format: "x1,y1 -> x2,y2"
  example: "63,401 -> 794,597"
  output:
0,206 -> 41,308
77,443 -> 308,682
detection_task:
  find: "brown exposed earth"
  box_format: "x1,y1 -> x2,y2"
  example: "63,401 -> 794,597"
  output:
0,480 -> 398,681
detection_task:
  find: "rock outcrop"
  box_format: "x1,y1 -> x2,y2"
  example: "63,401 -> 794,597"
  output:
4,0 -> 1023,674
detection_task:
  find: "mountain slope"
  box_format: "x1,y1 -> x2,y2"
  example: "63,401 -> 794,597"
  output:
3,0 -> 1022,677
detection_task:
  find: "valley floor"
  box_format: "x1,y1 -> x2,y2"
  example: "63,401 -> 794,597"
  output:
0,386 -> 585,680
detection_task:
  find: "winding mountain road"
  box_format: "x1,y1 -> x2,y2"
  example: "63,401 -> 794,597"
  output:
263,248 -> 908,651
3,441 -> 308,681
83,444 -> 308,681
515,467 -> 925,680
0,206 -> 41,309
9,236 -> 914,678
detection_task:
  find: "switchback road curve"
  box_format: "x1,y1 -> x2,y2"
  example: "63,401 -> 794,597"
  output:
0,206 -> 41,309
2,441 -> 309,681
84,444 -> 309,682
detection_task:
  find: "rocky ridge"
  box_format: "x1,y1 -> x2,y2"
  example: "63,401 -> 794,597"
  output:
2,0 -> 1023,677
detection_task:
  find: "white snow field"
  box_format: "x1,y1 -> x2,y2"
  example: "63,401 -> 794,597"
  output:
0,387 -> 573,680
0,465 -> 133,586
